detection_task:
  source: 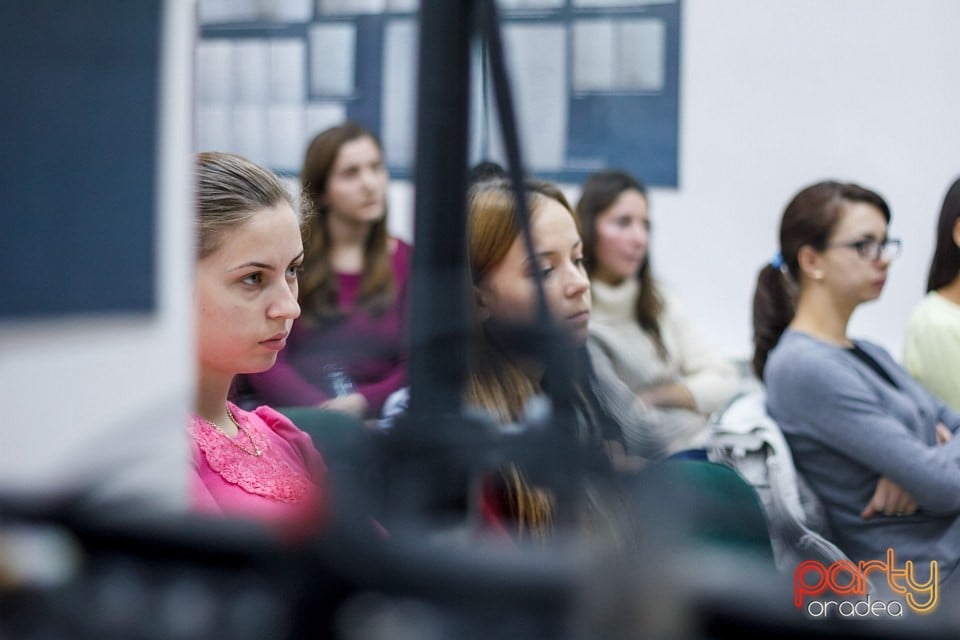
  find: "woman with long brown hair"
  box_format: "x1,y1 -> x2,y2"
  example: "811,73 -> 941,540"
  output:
466,177 -> 662,543
244,122 -> 410,420
576,170 -> 740,458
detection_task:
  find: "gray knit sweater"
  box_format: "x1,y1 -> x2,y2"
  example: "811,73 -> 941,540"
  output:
765,330 -> 960,587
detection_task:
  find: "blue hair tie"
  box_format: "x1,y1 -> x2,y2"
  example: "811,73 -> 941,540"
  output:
770,251 -> 783,270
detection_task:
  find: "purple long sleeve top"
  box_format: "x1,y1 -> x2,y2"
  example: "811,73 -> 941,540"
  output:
245,239 -> 411,417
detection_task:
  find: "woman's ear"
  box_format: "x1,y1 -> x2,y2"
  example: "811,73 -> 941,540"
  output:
796,245 -> 824,282
473,285 -> 492,322
952,218 -> 960,248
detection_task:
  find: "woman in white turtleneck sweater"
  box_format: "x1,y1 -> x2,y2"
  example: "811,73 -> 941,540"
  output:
576,170 -> 741,456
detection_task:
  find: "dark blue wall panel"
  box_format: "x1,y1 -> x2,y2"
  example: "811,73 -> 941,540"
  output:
0,2 -> 161,318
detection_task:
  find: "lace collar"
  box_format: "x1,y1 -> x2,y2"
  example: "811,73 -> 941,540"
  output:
188,406 -> 312,503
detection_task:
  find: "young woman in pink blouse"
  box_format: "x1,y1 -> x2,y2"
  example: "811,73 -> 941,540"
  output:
190,151 -> 325,524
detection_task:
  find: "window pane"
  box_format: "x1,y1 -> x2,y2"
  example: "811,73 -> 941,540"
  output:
573,18 -> 664,91
270,39 -> 306,102
267,104 -> 306,171
487,23 -> 567,171
306,102 -> 348,140
309,24 -> 356,95
572,21 -> 616,91
318,0 -> 385,14
573,0 -> 674,7
260,0 -> 312,21
199,0 -> 258,24
196,40 -> 234,102
386,0 -> 419,11
201,0 -> 313,22
618,19 -> 664,91
498,0 -> 563,9
233,40 -> 270,103
233,104 -> 268,162
381,19 -> 418,168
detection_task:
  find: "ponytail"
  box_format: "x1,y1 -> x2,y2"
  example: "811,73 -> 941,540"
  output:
751,264 -> 797,380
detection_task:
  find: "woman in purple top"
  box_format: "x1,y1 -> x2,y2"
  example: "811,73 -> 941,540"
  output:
244,122 -> 410,419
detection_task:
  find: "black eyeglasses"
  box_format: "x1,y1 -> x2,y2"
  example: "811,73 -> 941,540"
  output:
823,238 -> 902,261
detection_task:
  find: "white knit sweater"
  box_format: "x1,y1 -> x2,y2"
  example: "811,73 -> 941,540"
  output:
588,277 -> 742,455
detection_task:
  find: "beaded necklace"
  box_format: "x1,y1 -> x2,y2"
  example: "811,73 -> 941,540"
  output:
201,405 -> 262,457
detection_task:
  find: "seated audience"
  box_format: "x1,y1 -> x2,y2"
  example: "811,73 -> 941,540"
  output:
576,170 -> 740,457
190,151 -> 325,524
753,179 -> 960,594
377,177 -> 771,558
904,176 -> 960,410
244,122 -> 410,420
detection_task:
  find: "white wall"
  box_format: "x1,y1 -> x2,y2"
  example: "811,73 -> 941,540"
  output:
387,0 -> 960,363
663,0 -> 960,362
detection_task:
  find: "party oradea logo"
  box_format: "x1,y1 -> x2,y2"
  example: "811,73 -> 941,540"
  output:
794,549 -> 938,618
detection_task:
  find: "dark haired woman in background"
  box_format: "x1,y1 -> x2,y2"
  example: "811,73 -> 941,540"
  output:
904,176 -> 960,410
576,169 -> 740,458
245,122 -> 411,420
752,179 -> 960,596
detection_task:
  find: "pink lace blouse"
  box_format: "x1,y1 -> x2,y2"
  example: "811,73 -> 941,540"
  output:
188,403 -> 325,524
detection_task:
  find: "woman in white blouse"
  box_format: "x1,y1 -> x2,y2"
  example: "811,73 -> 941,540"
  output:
576,170 -> 741,456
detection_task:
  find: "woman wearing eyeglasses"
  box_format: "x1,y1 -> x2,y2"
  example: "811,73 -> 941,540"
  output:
752,180 -> 960,595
